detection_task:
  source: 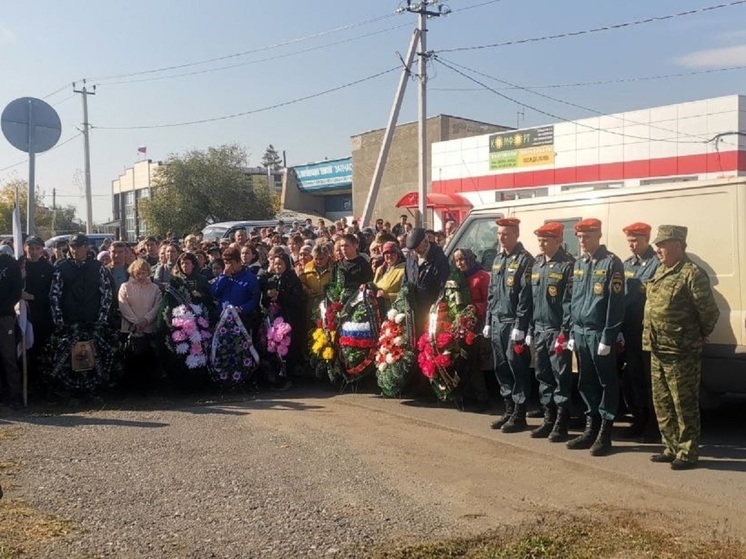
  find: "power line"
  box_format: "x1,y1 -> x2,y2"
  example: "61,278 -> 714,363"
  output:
97,24 -> 410,87
0,133 -> 84,175
437,0 -> 746,53
92,66 -> 400,130
434,56 -> 709,146
88,13 -> 398,83
431,64 -> 746,91
437,57 -> 713,144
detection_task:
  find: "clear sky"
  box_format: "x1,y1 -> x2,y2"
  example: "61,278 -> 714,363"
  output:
2,0 -> 746,226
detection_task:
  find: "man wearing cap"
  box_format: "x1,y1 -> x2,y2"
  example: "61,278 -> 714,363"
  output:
0,246 -> 23,408
486,217 -> 534,433
22,236 -> 55,385
620,222 -> 660,440
47,233 -> 115,390
644,225 -> 719,470
527,222 -> 575,440
405,227 -> 449,333
567,219 -> 625,456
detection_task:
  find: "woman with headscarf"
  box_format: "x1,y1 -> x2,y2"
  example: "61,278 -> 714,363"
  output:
264,251 -> 306,383
171,252 -> 216,320
453,247 -> 491,412
373,241 -> 406,304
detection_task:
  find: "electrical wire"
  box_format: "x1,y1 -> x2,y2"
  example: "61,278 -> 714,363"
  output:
97,24 -> 410,86
92,67 -> 399,130
0,132 -> 84,174
437,0 -> 746,53
88,13 -> 398,83
431,64 -> 746,91
434,56 -> 711,146
437,56 -> 713,144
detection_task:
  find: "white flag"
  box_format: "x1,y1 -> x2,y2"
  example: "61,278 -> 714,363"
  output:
12,194 -> 22,259
12,192 -> 34,354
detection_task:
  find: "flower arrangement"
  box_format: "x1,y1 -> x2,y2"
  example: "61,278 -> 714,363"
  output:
337,284 -> 383,383
266,316 -> 292,357
375,284 -> 417,397
308,280 -> 345,383
168,304 -> 212,370
210,305 -> 258,387
416,272 -> 478,401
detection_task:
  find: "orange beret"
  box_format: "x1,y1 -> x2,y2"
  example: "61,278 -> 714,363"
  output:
495,217 -> 520,227
534,222 -> 564,238
622,222 -> 652,237
574,218 -> 602,233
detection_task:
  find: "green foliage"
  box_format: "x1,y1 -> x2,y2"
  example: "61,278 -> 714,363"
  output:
0,179 -> 82,237
141,144 -> 277,237
260,144 -> 283,171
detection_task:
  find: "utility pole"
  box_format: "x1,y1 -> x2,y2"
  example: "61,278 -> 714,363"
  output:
73,80 -> 96,233
400,1 -> 450,228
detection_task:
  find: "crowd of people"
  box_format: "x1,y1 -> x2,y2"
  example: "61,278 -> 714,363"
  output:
0,212 -> 718,470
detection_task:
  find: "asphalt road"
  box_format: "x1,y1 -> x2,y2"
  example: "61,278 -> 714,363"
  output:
1,387 -> 744,558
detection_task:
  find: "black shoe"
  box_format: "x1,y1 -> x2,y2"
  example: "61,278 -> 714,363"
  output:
650,453 -> 675,463
530,403 -> 557,439
526,408 -> 544,419
548,406 -> 569,443
590,419 -> 614,456
490,398 -> 515,430
566,415 -> 601,450
501,403 -> 528,433
671,458 -> 697,470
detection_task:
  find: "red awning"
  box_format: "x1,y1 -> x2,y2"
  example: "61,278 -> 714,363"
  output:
395,191 -> 473,209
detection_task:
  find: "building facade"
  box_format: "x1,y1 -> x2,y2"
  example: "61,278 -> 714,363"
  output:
111,159 -> 161,241
431,95 -> 746,209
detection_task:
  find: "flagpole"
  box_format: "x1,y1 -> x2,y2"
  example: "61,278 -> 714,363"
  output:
12,186 -> 28,407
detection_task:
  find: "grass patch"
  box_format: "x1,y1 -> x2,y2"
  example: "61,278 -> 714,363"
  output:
0,499 -> 73,557
376,511 -> 745,559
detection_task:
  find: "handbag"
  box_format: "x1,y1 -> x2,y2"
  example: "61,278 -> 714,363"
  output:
125,330 -> 151,356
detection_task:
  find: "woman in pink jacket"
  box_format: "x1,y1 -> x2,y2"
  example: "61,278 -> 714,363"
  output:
118,259 -> 162,393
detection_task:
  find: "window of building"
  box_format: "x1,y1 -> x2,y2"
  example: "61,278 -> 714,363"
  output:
496,188 -> 549,202
640,176 -> 698,186
560,182 -> 623,193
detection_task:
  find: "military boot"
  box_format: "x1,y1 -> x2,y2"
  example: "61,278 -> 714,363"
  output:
548,405 -> 570,442
490,398 -> 514,430
590,419 -> 614,456
530,402 -> 557,439
566,415 -> 601,450
501,403 -> 528,433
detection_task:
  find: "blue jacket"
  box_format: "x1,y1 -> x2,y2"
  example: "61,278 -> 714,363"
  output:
210,266 -> 260,316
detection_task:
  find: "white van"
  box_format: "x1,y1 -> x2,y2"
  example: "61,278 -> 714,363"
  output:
445,177 -> 746,399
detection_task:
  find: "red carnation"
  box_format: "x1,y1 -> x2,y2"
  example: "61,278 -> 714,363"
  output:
465,331 -> 476,346
513,342 -> 526,355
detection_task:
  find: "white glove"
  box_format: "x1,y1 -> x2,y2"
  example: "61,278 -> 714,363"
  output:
525,334 -> 532,347
567,338 -> 576,352
510,329 -> 525,342
597,343 -> 611,356
616,332 -> 625,347
482,324 -> 491,338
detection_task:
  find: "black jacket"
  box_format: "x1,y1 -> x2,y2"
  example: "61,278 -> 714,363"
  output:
23,257 -> 55,334
50,257 -> 113,327
0,254 -> 22,317
411,243 -> 450,316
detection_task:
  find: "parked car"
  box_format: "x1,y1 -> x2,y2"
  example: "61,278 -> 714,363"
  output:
45,233 -> 115,251
201,220 -> 287,241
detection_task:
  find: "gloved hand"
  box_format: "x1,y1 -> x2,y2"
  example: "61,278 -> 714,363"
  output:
525,334 -> 533,347
597,342 -> 612,356
567,338 -> 576,352
482,324 -> 491,338
510,329 -> 525,342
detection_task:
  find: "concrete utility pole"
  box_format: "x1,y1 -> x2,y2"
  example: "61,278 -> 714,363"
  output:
73,81 -> 96,233
399,1 -> 450,228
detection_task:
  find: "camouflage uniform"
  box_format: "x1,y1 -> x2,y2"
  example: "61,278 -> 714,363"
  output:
487,242 -> 534,405
621,246 -> 660,425
570,245 -> 625,421
643,254 -> 719,464
529,247 -> 575,407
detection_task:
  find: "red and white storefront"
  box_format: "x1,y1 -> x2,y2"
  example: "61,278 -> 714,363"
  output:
430,95 -> 746,226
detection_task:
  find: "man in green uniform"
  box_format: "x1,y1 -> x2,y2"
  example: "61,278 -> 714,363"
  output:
567,219 -> 625,456
527,222 -> 575,441
619,222 -> 660,439
485,217 -> 534,433
644,225 -> 719,470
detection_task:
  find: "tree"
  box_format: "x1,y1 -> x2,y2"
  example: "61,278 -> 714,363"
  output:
261,144 -> 283,171
0,179 -> 82,237
140,144 -> 278,236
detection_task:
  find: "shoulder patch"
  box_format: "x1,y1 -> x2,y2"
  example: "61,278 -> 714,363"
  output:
611,272 -> 623,295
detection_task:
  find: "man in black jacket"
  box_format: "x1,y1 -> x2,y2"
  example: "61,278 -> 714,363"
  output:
406,227 -> 449,335
22,236 -> 55,388
0,247 -> 23,408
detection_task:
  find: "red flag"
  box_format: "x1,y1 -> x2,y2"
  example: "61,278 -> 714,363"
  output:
137,146 -> 147,154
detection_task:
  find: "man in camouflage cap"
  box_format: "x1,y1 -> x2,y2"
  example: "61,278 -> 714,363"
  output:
644,225 -> 719,470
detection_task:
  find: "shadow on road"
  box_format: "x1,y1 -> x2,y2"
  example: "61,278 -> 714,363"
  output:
0,415 -> 169,429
